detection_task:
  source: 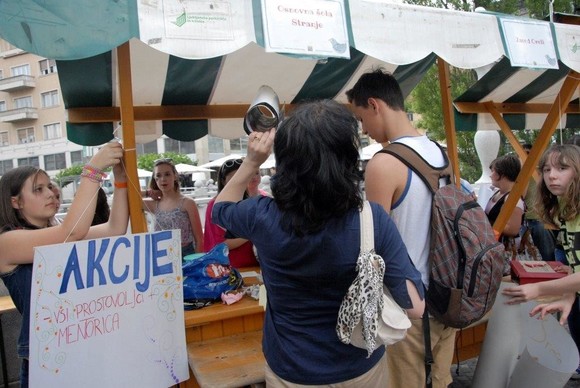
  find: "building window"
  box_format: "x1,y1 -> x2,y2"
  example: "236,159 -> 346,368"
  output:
0,101 -> 5,112
14,96 -> 33,109
0,160 -> 14,175
17,127 -> 35,144
136,141 -> 158,156
208,135 -> 224,154
180,140 -> 195,154
230,137 -> 249,152
11,64 -> 30,76
0,132 -> 8,147
39,59 -> 57,75
41,90 -> 59,108
164,138 -> 179,154
44,153 -> 66,171
18,157 -> 39,168
43,123 -> 62,140
70,150 -> 83,165
163,138 -> 195,154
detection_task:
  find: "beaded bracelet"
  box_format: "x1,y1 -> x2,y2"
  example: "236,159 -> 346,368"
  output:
114,181 -> 128,189
80,164 -> 106,183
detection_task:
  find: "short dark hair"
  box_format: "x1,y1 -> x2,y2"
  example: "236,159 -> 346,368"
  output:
346,68 -> 405,111
217,159 -> 243,193
271,99 -> 363,235
490,154 -> 521,182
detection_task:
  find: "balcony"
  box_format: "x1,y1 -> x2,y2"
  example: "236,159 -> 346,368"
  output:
0,75 -> 35,92
0,107 -> 38,122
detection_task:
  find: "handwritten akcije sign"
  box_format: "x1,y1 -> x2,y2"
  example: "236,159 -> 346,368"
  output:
262,0 -> 350,59
29,231 -> 189,387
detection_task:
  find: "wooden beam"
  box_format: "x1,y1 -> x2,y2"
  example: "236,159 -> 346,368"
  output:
484,102 -> 540,183
454,101 -> 580,114
67,104 -> 301,123
493,71 -> 580,235
117,42 -> 148,233
437,57 -> 461,187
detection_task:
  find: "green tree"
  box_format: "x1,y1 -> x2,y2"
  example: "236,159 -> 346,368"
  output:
54,165 -> 84,188
409,65 -> 481,181
138,152 -> 196,171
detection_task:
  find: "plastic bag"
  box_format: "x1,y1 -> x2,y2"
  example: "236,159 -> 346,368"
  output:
182,243 -> 244,309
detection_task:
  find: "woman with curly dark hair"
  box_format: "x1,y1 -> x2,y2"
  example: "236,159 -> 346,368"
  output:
211,99 -> 424,386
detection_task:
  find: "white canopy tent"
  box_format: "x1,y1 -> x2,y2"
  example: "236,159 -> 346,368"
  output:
199,154 -> 244,169
174,163 -> 214,174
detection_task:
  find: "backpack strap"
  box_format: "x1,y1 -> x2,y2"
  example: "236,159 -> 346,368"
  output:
423,311 -> 433,388
379,141 -> 453,193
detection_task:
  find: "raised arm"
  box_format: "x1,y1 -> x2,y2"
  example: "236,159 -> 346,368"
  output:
216,130 -> 275,205
85,161 -> 129,239
0,142 -> 124,267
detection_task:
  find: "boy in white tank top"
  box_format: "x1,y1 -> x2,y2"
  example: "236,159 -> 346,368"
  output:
347,69 -> 456,388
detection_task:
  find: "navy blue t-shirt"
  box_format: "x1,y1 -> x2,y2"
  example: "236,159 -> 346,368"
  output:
213,198 -> 423,385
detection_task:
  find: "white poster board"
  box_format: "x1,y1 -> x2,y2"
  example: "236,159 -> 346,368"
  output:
29,231 -> 188,388
261,0 -> 350,58
500,18 -> 559,69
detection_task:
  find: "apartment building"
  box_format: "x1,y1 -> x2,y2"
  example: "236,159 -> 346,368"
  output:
0,39 -> 88,178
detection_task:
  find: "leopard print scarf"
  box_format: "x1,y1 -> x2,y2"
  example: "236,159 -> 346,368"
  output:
336,248 -> 385,357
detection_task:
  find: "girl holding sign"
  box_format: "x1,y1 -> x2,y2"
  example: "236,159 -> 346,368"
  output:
0,142 -> 129,387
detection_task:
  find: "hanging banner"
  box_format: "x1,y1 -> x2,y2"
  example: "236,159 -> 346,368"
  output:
137,0 -> 255,59
498,17 -> 559,69
29,231 -> 188,388
261,0 -> 350,58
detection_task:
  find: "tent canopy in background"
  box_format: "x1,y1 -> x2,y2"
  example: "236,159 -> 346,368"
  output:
174,163 -> 214,174
199,154 -> 244,169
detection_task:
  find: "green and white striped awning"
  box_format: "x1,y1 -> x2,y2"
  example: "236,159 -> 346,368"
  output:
454,16 -> 580,132
56,41 -> 435,145
3,0 -> 580,144
454,56 -> 580,132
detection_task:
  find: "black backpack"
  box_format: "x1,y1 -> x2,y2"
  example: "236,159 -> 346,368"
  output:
379,142 -> 505,328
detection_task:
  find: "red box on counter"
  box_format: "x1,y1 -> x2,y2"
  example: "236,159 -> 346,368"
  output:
510,260 -> 568,285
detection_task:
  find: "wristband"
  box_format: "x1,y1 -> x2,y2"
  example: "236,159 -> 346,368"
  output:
114,181 -> 128,188
80,164 -> 106,183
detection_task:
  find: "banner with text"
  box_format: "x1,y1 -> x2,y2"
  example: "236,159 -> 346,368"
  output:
29,230 -> 188,388
499,17 -> 559,69
261,0 -> 349,58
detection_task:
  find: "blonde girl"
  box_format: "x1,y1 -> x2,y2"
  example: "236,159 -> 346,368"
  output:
143,158 -> 203,258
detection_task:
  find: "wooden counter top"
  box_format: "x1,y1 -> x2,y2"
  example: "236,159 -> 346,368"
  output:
183,267 -> 264,329
184,297 -> 264,328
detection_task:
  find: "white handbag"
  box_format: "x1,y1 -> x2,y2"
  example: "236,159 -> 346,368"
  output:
336,201 -> 411,356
